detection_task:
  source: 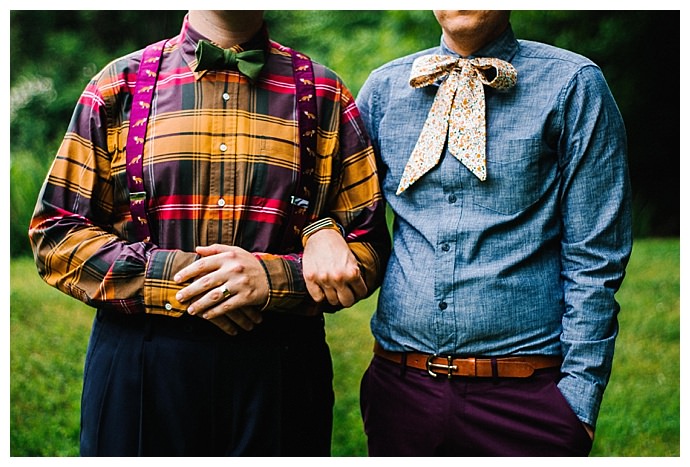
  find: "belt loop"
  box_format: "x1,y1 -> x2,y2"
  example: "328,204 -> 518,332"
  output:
491,357 -> 499,384
401,352 -> 408,378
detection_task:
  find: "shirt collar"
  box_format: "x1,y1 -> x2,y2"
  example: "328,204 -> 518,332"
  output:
439,23 -> 518,63
178,14 -> 270,79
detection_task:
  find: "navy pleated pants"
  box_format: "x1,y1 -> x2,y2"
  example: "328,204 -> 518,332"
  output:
80,309 -> 334,456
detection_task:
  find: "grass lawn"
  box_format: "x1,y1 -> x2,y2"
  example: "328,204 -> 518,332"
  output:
9,238 -> 680,456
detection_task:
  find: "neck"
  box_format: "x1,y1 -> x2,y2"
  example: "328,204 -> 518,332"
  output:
188,10 -> 264,48
443,23 -> 509,57
443,39 -> 482,58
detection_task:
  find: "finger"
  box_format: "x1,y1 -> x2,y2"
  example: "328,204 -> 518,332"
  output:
243,308 -> 264,324
349,275 -> 368,301
195,244 -> 227,257
305,279 -> 327,303
335,287 -> 356,308
174,255 -> 218,284
208,315 -> 239,336
177,272 -> 222,305
322,286 -> 341,306
174,265 -> 195,284
186,282 -> 229,315
205,307 -> 261,331
195,290 -> 242,320
222,310 -> 257,331
336,270 -> 367,307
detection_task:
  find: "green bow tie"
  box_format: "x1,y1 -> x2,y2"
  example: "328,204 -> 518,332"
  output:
195,40 -> 265,81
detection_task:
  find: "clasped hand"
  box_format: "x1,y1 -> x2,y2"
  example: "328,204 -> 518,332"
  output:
302,228 -> 367,308
174,244 -> 268,336
174,231 -> 366,336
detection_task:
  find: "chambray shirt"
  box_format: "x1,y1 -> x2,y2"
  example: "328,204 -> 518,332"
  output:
356,26 -> 632,427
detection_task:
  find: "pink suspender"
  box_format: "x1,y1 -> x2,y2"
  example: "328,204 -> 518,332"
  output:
126,41 -> 317,250
126,39 -> 167,243
282,49 -> 318,252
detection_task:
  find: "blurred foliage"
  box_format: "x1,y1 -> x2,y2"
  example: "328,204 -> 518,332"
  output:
9,10 -> 679,257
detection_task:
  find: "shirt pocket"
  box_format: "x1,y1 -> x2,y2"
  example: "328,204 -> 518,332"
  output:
472,138 -> 545,215
252,131 -> 299,195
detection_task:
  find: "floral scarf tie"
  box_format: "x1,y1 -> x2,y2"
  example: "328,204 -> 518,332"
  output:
397,55 -> 517,195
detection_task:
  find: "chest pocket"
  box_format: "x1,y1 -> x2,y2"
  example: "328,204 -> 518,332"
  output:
472,138 -> 548,215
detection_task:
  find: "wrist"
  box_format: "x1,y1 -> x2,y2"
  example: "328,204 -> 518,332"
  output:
301,217 -> 345,247
252,253 -> 272,311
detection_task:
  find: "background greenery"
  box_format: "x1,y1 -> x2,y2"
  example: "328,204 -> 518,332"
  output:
10,238 -> 680,456
9,10 -> 680,458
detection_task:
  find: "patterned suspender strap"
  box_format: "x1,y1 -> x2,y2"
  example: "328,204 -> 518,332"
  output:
282,48 -> 318,252
126,40 -> 317,249
126,39 -> 167,242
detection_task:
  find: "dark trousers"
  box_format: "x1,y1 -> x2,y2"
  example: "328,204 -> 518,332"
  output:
80,309 -> 334,456
360,355 -> 593,456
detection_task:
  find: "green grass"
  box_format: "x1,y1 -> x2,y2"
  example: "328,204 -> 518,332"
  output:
10,258 -> 94,456
585,238 -> 680,456
10,238 -> 680,456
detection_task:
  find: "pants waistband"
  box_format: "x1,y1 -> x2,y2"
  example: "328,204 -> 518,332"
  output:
373,342 -> 562,379
96,308 -> 326,343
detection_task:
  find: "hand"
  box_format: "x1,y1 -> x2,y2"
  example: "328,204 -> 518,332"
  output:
302,228 -> 367,308
206,309 -> 263,336
174,244 -> 269,331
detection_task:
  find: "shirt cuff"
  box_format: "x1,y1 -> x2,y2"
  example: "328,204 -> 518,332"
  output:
301,217 -> 345,247
143,249 -> 198,317
557,374 -> 604,428
252,252 -> 307,311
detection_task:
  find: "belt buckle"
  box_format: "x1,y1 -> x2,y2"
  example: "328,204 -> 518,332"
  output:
426,354 -> 458,379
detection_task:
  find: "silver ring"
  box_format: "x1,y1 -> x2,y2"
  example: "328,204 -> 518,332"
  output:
219,284 -> 231,299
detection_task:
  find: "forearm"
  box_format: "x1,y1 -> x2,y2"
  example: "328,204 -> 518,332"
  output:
30,211 -> 197,315
254,207 -> 390,314
339,202 -> 391,296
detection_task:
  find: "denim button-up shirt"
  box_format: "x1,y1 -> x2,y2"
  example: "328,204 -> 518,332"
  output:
356,26 -> 632,427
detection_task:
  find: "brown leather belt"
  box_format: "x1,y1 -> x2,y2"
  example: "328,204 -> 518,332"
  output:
373,342 -> 561,379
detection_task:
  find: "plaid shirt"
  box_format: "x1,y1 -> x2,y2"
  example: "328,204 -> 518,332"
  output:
29,17 -> 390,317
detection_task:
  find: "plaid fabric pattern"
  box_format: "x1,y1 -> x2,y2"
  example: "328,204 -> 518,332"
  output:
29,17 -> 389,316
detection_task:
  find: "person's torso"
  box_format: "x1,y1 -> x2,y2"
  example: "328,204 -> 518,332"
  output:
367,31 -> 598,355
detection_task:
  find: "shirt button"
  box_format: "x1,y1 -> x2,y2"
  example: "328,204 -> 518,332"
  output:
222,92 -> 230,102
448,194 -> 457,204
164,303 -> 173,311
217,198 -> 226,207
439,301 -> 448,310
219,143 -> 228,152
441,243 -> 450,252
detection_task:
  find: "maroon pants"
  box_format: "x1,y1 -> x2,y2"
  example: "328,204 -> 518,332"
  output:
360,355 -> 593,456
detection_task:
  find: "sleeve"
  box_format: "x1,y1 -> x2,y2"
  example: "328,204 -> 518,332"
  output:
28,70 -> 197,317
354,74 -> 380,158
555,65 -> 633,428
255,76 -> 391,313
331,83 -> 390,295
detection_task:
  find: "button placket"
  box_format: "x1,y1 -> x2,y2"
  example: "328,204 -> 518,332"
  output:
220,78 -> 239,245
206,81 -> 228,243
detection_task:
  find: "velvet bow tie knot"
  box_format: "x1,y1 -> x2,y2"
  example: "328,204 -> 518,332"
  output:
195,40 -> 265,81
